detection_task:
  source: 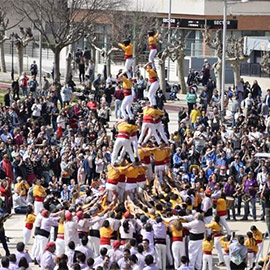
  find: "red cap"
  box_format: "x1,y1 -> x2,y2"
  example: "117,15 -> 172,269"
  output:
76,211 -> 83,220
205,189 -> 212,196
65,212 -> 72,221
41,210 -> 49,217
171,209 -> 178,215
123,211 -> 131,219
113,240 -> 121,249
44,242 -> 56,252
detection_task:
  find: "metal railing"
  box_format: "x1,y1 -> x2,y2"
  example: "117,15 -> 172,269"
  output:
240,63 -> 270,78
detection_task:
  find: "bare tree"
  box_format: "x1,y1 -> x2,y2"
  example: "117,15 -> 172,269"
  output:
11,0 -> 122,82
0,2 -> 24,72
168,29 -> 191,94
157,47 -> 170,95
111,10 -> 157,69
89,36 -> 121,78
202,29 -> 223,93
226,36 -> 250,86
11,27 -> 34,76
261,51 -> 270,74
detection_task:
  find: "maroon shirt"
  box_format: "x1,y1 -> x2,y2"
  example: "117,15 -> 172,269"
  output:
114,89 -> 124,101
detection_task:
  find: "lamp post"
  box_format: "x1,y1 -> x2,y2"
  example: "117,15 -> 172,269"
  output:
167,0 -> 171,82
10,32 -> 15,81
221,0 -> 249,119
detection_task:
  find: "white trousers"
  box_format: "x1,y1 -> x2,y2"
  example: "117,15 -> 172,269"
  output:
256,242 -> 263,261
111,138 -> 135,163
214,236 -> 224,263
247,252 -> 255,268
143,163 -> 153,181
149,49 -> 157,69
34,201 -> 44,215
220,216 -> 231,234
148,81 -> 159,105
124,58 -> 134,78
118,182 -> 125,202
224,254 -> 231,270
202,254 -> 213,270
188,240 -> 203,270
172,241 -> 185,269
120,95 -> 134,119
155,243 -> 167,270
89,236 -> 100,257
166,234 -> 173,266
138,122 -> 161,144
23,227 -> 32,246
155,165 -> 167,183
38,235 -> 49,254
130,135 -> 139,158
156,122 -> 168,144
204,216 -> 212,235
55,238 -> 65,257
31,235 -> 41,259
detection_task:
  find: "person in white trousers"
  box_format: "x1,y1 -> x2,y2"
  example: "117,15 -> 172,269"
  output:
148,30 -> 159,70
38,210 -> 59,255
202,235 -> 213,270
153,217 -> 167,270
119,122 -> 139,160
206,215 -> 225,266
118,39 -> 134,78
111,119 -> 135,164
138,106 -> 162,145
219,235 -> 231,270
201,189 -> 213,235
182,213 -> 206,270
251,225 -> 263,262
144,62 -> 159,106
154,109 -> 169,144
170,219 -> 185,269
23,207 -> 36,246
119,73 -> 134,120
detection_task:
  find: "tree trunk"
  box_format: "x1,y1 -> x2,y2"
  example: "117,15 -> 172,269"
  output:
65,55 -> 72,83
214,60 -> 222,95
106,54 -> 111,77
0,43 -> 6,73
16,44 -> 24,76
54,48 -> 61,82
231,61 -> 240,87
177,56 -> 187,94
158,61 -> 166,96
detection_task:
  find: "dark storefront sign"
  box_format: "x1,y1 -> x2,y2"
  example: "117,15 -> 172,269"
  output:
207,19 -> 238,29
161,18 -> 238,30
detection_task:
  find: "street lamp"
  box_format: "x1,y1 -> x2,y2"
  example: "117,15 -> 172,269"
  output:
167,0 -> 171,82
221,0 -> 249,119
10,32 -> 15,81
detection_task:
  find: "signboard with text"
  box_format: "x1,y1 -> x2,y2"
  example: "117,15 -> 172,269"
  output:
207,20 -> 238,29
161,18 -> 238,30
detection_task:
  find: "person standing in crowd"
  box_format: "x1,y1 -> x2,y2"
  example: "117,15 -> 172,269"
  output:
201,59 -> 210,86
186,87 -> 197,114
229,235 -> 248,270
30,60 -> 38,77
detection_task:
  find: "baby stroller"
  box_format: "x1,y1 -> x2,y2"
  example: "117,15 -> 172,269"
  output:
169,84 -> 181,100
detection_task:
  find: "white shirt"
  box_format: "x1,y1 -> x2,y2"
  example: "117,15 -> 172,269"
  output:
75,245 -> 93,260
31,103 -> 42,117
64,220 -> 80,246
182,219 -> 206,234
119,221 -> 135,239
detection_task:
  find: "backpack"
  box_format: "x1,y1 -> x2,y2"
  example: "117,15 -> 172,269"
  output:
29,80 -> 37,92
